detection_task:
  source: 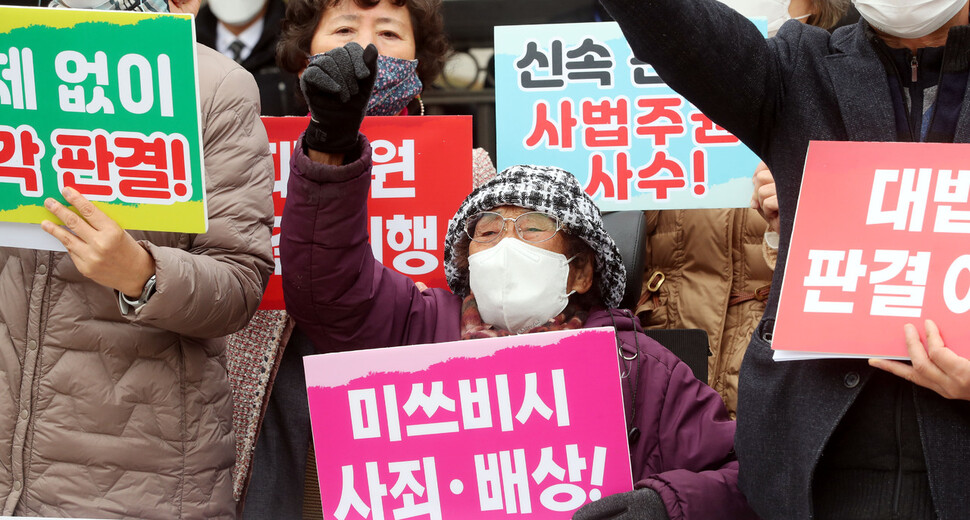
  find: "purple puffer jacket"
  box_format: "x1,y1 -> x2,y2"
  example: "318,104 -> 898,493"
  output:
280,135 -> 757,520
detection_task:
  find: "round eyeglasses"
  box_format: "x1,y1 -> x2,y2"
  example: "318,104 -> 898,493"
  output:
465,211 -> 564,244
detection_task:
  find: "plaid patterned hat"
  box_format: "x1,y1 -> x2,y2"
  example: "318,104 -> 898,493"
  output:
444,164 -> 626,308
49,0 -> 169,12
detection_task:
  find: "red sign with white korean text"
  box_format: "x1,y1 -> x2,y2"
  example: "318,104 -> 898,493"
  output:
773,141 -> 970,360
303,327 -> 633,519
260,116 -> 472,310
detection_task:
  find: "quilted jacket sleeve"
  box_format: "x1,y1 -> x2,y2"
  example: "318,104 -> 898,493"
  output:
130,47 -> 275,338
598,0 -> 795,157
280,135 -> 459,353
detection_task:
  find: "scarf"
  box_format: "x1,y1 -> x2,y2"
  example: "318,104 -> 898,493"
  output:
460,294 -> 588,340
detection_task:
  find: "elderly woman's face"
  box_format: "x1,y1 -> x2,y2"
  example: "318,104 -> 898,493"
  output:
310,0 -> 416,60
467,206 -> 593,295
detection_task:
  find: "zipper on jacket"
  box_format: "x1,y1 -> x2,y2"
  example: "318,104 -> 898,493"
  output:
908,51 -> 922,141
891,383 -> 904,515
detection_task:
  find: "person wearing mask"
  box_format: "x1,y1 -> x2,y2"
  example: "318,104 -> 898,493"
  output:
598,0 -> 970,518
0,0 -> 274,518
634,0 -> 849,419
239,0 -> 497,517
197,0 -> 308,116
279,41 -> 758,520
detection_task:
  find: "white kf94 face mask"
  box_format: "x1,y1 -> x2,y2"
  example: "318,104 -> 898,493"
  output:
468,238 -> 576,334
853,0 -> 967,39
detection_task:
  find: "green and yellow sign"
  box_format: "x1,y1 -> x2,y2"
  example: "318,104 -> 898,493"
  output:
0,6 -> 206,233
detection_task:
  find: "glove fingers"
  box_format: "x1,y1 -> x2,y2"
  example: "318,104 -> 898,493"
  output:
330,44 -> 360,99
302,60 -> 343,97
358,43 -> 379,96
356,42 -> 379,80
319,57 -> 352,101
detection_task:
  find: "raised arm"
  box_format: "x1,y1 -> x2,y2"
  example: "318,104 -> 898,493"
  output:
599,0 -> 790,155
280,43 -> 456,352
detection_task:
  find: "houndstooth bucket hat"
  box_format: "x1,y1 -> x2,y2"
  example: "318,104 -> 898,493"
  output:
49,0 -> 169,11
444,164 -> 626,309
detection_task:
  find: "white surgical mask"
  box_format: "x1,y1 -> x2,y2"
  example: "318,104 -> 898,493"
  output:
468,238 -> 576,334
717,0 -> 810,37
853,0 -> 966,39
208,0 -> 267,26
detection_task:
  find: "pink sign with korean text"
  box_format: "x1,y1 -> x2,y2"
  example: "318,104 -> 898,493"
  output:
303,327 -> 633,519
773,141 -> 970,360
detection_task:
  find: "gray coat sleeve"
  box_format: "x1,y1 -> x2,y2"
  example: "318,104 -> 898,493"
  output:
598,0 -> 800,157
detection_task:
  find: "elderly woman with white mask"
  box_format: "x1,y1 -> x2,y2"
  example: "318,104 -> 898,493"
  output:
279,42 -> 760,520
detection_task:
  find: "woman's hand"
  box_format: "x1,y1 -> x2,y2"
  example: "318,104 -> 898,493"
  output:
870,320 -> 970,401
41,187 -> 156,298
750,161 -> 779,232
302,42 -> 378,160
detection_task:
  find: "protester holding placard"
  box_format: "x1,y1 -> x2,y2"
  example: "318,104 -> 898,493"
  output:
278,40 -> 757,520
0,1 -> 274,518
241,1 -> 498,516
634,0 -> 850,420
601,0 -> 970,518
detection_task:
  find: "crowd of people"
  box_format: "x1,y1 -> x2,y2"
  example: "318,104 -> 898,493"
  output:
0,0 -> 968,519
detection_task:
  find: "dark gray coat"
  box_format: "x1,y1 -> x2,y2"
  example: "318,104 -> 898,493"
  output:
599,0 -> 970,518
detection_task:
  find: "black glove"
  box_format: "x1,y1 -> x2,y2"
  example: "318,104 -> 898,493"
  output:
572,489 -> 670,520
300,42 -> 379,154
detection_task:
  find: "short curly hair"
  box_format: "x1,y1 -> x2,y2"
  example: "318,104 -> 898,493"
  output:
277,0 -> 450,89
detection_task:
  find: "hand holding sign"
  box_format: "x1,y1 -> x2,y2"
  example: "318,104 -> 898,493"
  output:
41,187 -> 156,299
870,320 -> 970,402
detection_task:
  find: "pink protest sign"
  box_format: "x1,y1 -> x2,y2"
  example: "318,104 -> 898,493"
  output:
303,327 -> 633,519
774,140 -> 970,360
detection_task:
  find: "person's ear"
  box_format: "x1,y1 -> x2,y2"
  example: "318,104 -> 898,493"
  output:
568,254 -> 594,295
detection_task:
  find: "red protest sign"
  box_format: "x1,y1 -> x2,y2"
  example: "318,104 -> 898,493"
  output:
773,141 -> 970,360
260,116 -> 473,310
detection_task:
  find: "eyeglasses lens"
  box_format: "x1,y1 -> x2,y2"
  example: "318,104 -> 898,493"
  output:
515,212 -> 559,242
466,212 -> 559,243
